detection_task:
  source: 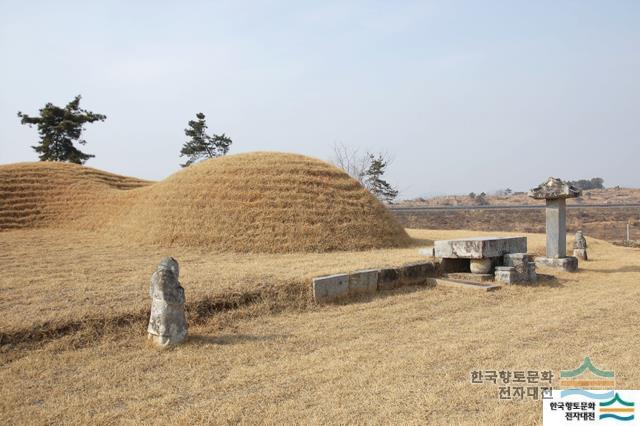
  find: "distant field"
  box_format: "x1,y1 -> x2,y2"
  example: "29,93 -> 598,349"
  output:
392,206 -> 640,242
2,229 -> 639,424
399,187 -> 640,207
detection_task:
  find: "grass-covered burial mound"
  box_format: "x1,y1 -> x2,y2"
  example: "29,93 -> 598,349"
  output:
0,152 -> 412,253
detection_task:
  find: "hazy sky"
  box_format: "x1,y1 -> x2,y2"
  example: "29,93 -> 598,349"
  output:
1,1 -> 638,198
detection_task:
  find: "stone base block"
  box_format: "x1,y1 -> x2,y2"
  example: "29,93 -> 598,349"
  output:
401,262 -> 438,286
312,274 -> 349,303
503,253 -> 532,274
500,253 -> 538,283
494,264 -> 537,285
377,267 -> 400,291
495,266 -> 517,284
535,256 -> 578,272
349,269 -> 378,296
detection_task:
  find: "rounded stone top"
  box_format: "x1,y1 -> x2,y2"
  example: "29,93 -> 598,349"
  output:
528,177 -> 582,200
158,257 -> 179,278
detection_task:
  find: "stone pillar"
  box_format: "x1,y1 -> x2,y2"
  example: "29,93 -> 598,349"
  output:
545,198 -> 566,258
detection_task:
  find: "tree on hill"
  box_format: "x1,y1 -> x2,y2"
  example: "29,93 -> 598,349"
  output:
17,95 -> 106,164
330,142 -> 369,183
364,153 -> 399,203
568,177 -> 605,190
330,142 -> 399,203
179,113 -> 232,167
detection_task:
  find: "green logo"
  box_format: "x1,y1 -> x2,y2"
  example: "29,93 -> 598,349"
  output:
560,357 -> 615,389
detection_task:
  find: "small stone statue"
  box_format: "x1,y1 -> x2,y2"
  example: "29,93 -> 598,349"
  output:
147,257 -> 187,348
573,230 -> 588,261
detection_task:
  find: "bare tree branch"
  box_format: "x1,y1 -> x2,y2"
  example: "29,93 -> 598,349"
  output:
330,141 -> 368,184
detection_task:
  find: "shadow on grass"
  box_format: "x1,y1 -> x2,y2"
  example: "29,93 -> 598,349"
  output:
343,282 -> 439,307
535,273 -> 564,288
186,333 -> 288,346
588,265 -> 640,274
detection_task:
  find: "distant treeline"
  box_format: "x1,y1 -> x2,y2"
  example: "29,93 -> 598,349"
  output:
568,178 -> 605,190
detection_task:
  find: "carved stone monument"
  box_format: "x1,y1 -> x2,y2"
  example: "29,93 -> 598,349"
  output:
528,177 -> 581,272
573,230 -> 588,261
147,257 -> 187,348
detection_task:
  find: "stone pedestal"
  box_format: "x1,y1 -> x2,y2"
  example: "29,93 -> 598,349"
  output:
546,198 -> 566,258
496,254 -> 537,284
535,256 -> 578,272
495,266 -> 517,284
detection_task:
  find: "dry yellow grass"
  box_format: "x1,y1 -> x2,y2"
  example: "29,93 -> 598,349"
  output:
1,229 -> 639,425
0,228 -> 430,342
0,153 -> 412,252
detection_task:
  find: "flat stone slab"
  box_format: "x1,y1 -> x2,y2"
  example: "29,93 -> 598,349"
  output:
418,246 -> 435,257
377,267 -> 400,291
445,272 -> 494,283
434,236 -> 527,259
535,256 -> 578,272
312,274 -> 349,303
400,262 -> 438,285
434,278 -> 501,292
312,261 -> 439,304
349,269 -> 378,296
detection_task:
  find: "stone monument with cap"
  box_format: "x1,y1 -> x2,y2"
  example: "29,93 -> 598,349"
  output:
528,177 -> 580,271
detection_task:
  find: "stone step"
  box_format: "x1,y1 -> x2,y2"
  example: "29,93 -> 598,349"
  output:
445,272 -> 494,283
434,278 -> 501,292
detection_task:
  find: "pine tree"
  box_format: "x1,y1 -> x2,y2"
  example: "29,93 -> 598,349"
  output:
364,153 -> 399,203
179,113 -> 232,167
17,95 -> 106,164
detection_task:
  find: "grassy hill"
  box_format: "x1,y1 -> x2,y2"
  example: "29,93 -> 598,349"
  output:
0,153 -> 411,252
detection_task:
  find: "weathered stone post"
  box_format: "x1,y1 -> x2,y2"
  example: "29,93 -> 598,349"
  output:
528,177 -> 581,272
573,230 -> 588,261
147,257 -> 187,348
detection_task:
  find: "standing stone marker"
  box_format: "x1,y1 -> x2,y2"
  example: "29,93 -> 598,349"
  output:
147,257 -> 188,348
573,230 -> 588,261
528,177 -> 581,271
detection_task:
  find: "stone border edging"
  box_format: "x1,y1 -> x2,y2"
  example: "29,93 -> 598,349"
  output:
312,261 -> 439,304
